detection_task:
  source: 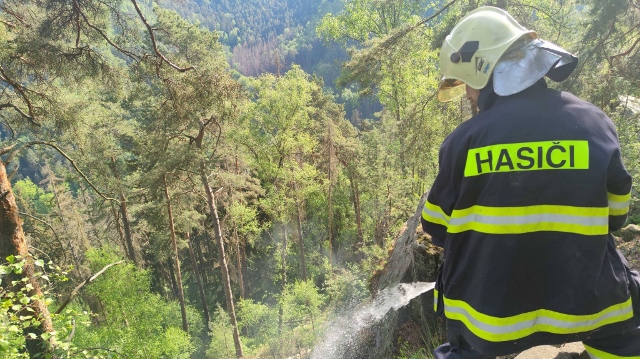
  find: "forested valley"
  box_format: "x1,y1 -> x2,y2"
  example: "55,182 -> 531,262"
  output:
0,0 -> 639,358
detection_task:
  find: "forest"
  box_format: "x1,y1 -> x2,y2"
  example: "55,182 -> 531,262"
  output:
0,0 -> 639,358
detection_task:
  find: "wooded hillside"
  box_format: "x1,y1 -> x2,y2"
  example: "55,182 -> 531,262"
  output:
0,0 -> 638,358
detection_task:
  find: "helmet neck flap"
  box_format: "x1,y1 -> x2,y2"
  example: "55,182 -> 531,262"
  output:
437,6 -> 578,102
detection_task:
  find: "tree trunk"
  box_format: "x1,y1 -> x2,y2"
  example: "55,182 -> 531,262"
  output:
327,120 -> 335,263
110,157 -> 138,266
167,257 -> 179,300
348,171 -> 364,252
119,196 -> 137,265
294,201 -> 306,281
187,232 -> 210,325
277,225 -> 288,354
234,227 -> 245,299
199,161 -> 244,358
240,235 -> 250,297
155,261 -> 172,300
163,175 -> 189,333
195,235 -> 209,285
232,154 -> 246,300
0,161 -> 54,358
110,203 -> 128,258
49,176 -> 81,270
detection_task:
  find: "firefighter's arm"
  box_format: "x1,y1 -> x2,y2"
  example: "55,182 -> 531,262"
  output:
421,141 -> 459,247
607,148 -> 632,232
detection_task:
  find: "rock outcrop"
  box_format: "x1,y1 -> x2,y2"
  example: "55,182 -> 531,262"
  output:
618,95 -> 640,118
512,343 -> 588,359
356,193 -> 444,358
618,224 -> 640,270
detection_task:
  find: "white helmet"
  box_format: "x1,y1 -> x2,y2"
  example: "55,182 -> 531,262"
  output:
437,6 -> 577,102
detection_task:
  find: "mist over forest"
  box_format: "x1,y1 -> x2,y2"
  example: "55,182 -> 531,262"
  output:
0,0 -> 639,358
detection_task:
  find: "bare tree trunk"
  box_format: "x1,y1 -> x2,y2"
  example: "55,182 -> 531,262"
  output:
163,175 -> 189,333
110,203 -> 128,257
0,161 -> 54,358
240,235 -> 250,297
327,121 -> 334,263
199,162 -> 244,358
234,227 -> 245,299
187,232 -> 210,325
119,196 -> 137,265
277,225 -> 288,355
195,235 -> 209,285
167,257 -> 179,300
110,157 -> 138,266
48,175 -> 81,270
232,154 -> 246,300
294,201 -> 306,281
348,172 -> 364,252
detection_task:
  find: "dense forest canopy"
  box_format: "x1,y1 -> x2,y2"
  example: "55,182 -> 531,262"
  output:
0,0 -> 638,358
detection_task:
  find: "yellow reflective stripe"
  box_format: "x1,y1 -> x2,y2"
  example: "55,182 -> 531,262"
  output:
608,192 -> 631,216
434,289 -> 439,312
464,140 -> 589,177
448,222 -> 607,235
447,205 -> 609,236
444,296 -> 634,342
584,344 -> 640,359
422,201 -> 451,227
452,205 -> 606,217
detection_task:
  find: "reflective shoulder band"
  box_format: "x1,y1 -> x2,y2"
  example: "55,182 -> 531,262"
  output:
608,192 -> 631,216
422,201 -> 451,227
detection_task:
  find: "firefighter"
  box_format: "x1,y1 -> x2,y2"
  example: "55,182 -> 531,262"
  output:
422,6 -> 640,359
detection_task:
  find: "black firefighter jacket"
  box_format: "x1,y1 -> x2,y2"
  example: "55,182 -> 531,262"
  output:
421,80 -> 638,356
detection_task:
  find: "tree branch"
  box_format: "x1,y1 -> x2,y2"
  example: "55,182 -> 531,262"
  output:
0,143 -> 18,156
9,141 -> 119,203
0,118 -> 16,140
72,0 -> 81,48
0,4 -> 26,25
412,0 -> 459,33
0,103 -> 40,127
77,7 -> 140,61
0,66 -> 39,125
129,0 -> 195,73
0,19 -> 16,28
510,4 -> 563,26
54,260 -> 125,314
610,35 -> 640,59
74,347 -> 128,358
19,212 -> 62,246
65,318 -> 76,342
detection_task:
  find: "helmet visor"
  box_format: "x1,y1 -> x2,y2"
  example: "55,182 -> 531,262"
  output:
437,78 -> 466,102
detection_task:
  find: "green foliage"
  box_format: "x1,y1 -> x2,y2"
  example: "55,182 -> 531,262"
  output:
71,248 -> 197,359
318,0 -> 428,44
158,0 -> 324,47
236,299 -> 278,346
0,257 -> 45,358
13,178 -> 55,214
324,266 -> 368,311
395,345 -> 432,359
206,306 -> 236,359
282,280 -> 325,327
0,256 -> 83,358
